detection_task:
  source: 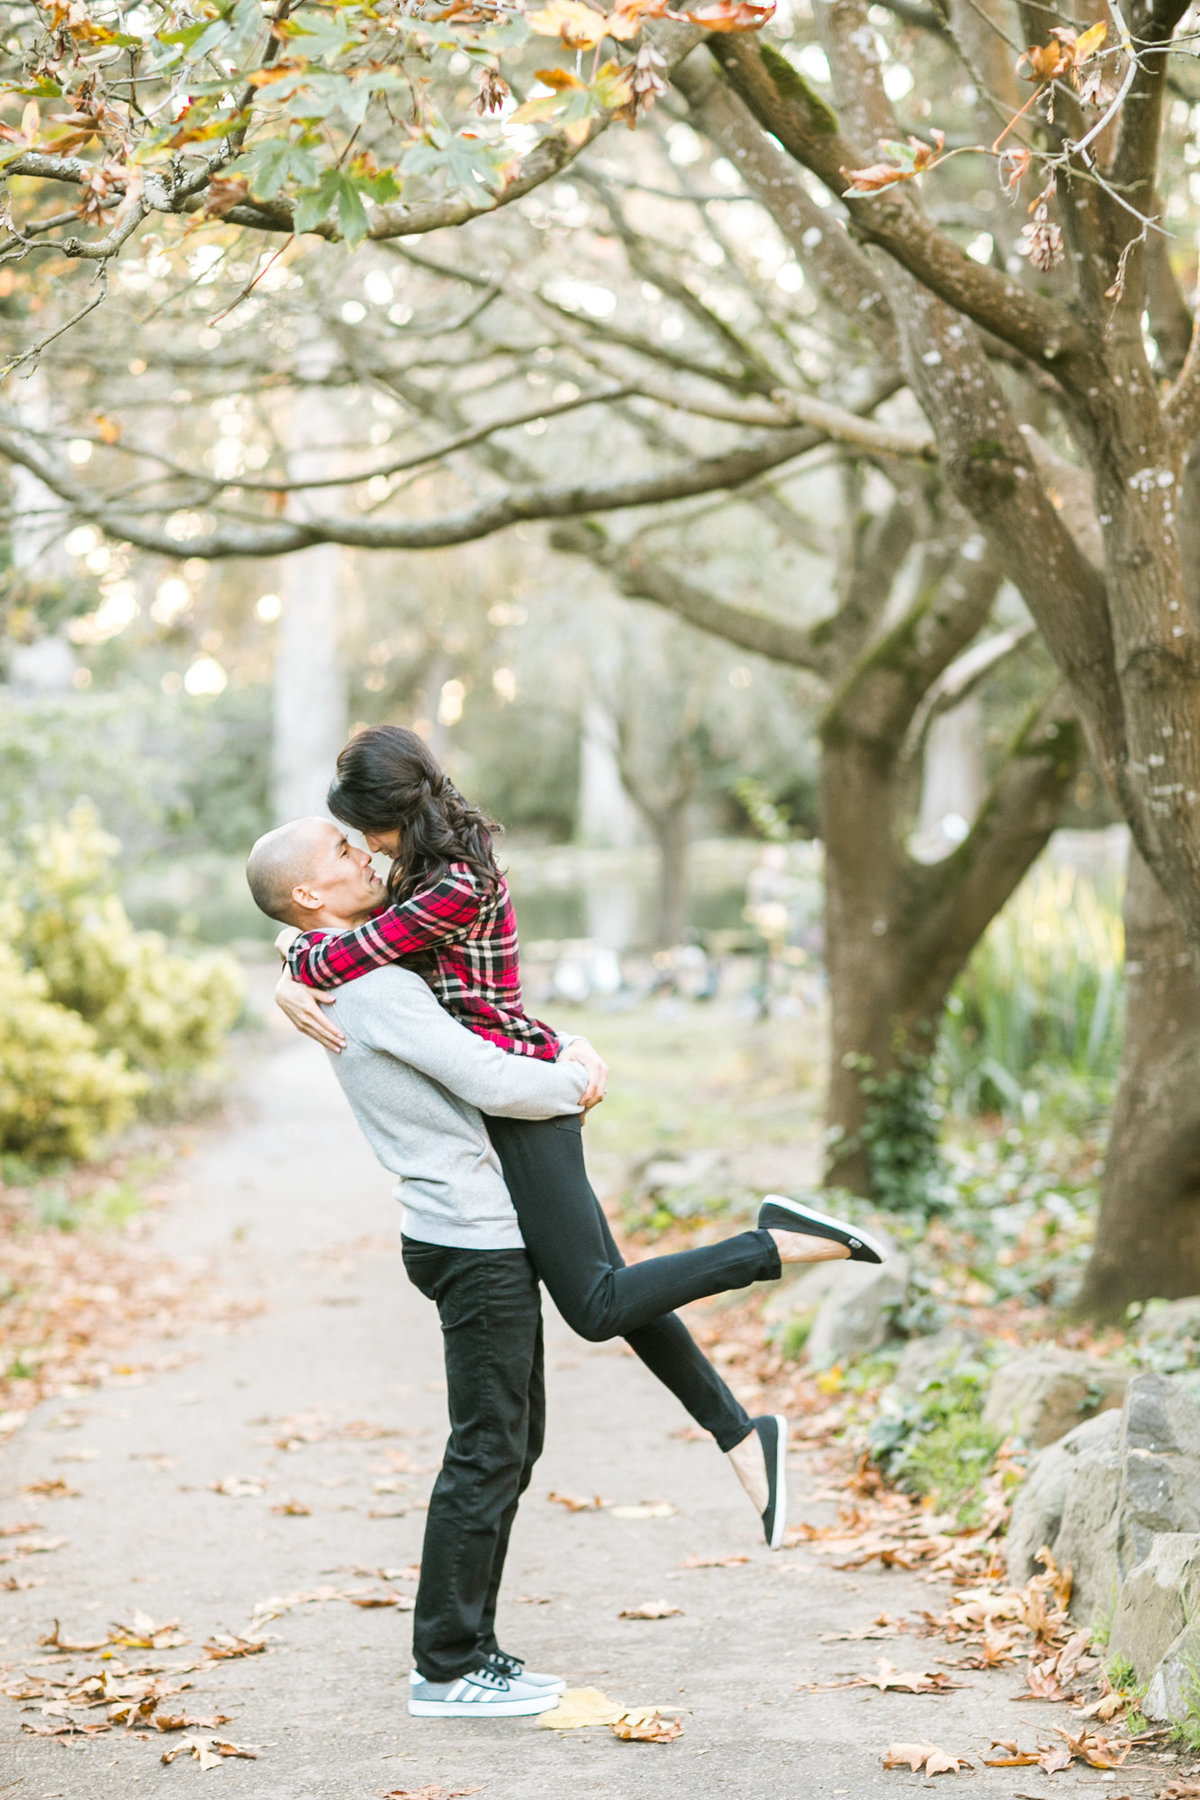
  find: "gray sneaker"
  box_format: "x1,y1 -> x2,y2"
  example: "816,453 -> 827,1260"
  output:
408,1664 -> 559,1718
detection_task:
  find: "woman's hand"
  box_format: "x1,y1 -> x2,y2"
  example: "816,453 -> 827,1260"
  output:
562,1037 -> 608,1110
274,971 -> 346,1053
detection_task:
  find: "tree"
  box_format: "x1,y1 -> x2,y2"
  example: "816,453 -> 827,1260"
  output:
11,0 -> 1200,1271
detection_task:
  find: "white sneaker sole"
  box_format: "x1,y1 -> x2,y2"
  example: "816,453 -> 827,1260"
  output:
766,1412 -> 788,1551
408,1691 -> 559,1718
761,1194 -> 887,1264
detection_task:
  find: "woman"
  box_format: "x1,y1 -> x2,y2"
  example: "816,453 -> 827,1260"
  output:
274,726 -> 884,1546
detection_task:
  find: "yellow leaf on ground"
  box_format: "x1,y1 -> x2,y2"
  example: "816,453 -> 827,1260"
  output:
538,1687 -> 626,1729
611,1709 -> 683,1742
619,1601 -> 683,1620
883,1741 -> 970,1774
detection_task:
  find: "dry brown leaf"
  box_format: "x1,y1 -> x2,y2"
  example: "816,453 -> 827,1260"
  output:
820,1612 -> 910,1642
1055,1725 -> 1131,1769
679,1553 -> 750,1569
160,1734 -> 258,1769
203,1634 -> 267,1659
38,1619 -> 109,1652
618,1601 -> 683,1620
538,1687 -> 626,1729
1159,1782 -> 1200,1798
0,1521 -> 41,1538
271,1499 -> 311,1516
151,1712 -> 232,1733
381,1788 -> 485,1799
882,1741 -> 970,1774
211,1476 -> 265,1498
610,1709 -> 683,1742
516,1594 -> 552,1605
348,1589 -> 414,1610
547,1490 -> 609,1512
22,1478 -> 79,1499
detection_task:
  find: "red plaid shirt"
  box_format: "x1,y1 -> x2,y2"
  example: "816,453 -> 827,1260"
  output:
286,862 -> 560,1060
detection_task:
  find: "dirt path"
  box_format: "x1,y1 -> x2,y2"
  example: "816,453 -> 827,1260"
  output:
0,1017 -> 1178,1798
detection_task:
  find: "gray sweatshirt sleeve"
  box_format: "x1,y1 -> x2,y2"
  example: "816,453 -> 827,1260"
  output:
357,975 -> 587,1118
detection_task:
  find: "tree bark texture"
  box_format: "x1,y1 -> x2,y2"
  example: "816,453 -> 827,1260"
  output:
1075,848 -> 1200,1316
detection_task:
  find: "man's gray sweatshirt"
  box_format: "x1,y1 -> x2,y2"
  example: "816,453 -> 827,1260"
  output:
322,966 -> 585,1250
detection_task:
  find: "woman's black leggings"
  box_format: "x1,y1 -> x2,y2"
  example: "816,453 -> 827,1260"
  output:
486,1112 -> 779,1452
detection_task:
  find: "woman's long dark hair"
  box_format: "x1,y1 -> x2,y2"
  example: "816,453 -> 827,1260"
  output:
327,726 -> 502,906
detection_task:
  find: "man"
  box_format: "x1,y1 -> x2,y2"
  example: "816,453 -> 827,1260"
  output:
246,816 -> 599,1719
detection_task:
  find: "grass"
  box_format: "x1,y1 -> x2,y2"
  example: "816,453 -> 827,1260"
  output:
868,1361 -> 1003,1527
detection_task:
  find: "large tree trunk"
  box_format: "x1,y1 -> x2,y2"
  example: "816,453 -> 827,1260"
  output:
1074,848 -> 1200,1316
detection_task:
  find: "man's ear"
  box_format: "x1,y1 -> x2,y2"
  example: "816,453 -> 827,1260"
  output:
290,882 -> 324,916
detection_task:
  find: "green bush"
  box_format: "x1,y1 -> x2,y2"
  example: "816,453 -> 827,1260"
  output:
940,863 -> 1124,1118
0,806 -> 243,1160
868,1358 -> 1001,1526
19,808 -> 243,1083
0,928 -> 145,1161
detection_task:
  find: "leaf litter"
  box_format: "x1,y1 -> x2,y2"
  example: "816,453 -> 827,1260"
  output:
538,1687 -> 684,1743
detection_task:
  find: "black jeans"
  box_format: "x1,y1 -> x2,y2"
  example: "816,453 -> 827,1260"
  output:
486,1113 -> 775,1452
401,1237 -> 544,1683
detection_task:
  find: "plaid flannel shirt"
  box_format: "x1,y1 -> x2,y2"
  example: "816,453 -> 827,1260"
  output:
286,862 -> 560,1061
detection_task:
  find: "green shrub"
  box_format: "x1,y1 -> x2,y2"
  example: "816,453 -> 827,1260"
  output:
18,807 -> 243,1085
868,1359 -> 1001,1526
940,863 -> 1123,1117
0,806 -> 243,1160
0,938 -> 145,1161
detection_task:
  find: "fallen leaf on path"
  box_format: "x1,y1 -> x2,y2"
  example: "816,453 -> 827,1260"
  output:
151,1712 -> 232,1733
679,1553 -> 749,1568
800,1658 -> 966,1694
538,1687 -> 626,1729
271,1500 -> 311,1516
380,1787 -> 485,1798
610,1501 -> 676,1520
619,1602 -> 683,1620
516,1594 -> 551,1605
883,1741 -> 970,1774
204,1633 -> 268,1659
547,1491 -> 609,1512
1054,1725 -> 1131,1769
211,1477 -> 265,1498
38,1619 -> 110,1652
22,1716 -> 111,1738
610,1709 -> 682,1742
251,1585 -> 406,1621
983,1740 -> 1042,1768
161,1734 -> 259,1769
0,1573 -> 42,1589
0,1520 -> 42,1537
819,1612 -> 910,1642
22,1478 -> 79,1499
347,1589 -> 414,1610
0,1535 -> 66,1561
1159,1782 -> 1200,1798
110,1611 -> 188,1649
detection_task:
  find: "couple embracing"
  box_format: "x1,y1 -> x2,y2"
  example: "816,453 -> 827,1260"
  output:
246,725 -> 884,1720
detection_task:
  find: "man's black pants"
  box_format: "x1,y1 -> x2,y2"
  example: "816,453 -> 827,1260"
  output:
402,1237 -> 543,1684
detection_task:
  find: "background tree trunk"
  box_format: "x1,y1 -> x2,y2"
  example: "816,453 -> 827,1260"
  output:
1074,848 -> 1200,1315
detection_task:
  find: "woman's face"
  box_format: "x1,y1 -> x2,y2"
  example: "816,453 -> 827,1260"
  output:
363,826 -> 402,857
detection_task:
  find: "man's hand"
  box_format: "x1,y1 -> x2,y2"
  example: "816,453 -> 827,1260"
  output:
562,1037 -> 608,1110
275,971 -> 346,1053
275,925 -> 302,959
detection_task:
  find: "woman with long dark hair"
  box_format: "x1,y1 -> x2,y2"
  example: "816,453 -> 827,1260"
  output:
274,725 -> 884,1547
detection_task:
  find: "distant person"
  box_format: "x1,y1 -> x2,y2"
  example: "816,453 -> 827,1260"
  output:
269,728 -> 884,1528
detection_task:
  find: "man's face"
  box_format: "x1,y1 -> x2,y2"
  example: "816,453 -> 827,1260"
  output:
296,822 -> 384,926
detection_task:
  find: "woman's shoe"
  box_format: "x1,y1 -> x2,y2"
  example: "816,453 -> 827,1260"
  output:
754,1413 -> 789,1550
757,1194 -> 886,1264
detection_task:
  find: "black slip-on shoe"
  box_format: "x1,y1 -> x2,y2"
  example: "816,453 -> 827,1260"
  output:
754,1412 -> 789,1550
757,1193 -> 886,1265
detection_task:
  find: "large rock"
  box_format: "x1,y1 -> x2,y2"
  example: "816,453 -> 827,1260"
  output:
983,1351 -> 1129,1448
1143,1621 -> 1200,1723
1007,1374 -> 1200,1627
805,1254 -> 910,1369
1108,1534 -> 1200,1683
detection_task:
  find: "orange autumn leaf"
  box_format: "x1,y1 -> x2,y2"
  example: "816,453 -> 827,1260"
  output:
842,130 -> 944,196
883,1741 -> 970,1775
672,0 -> 773,27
